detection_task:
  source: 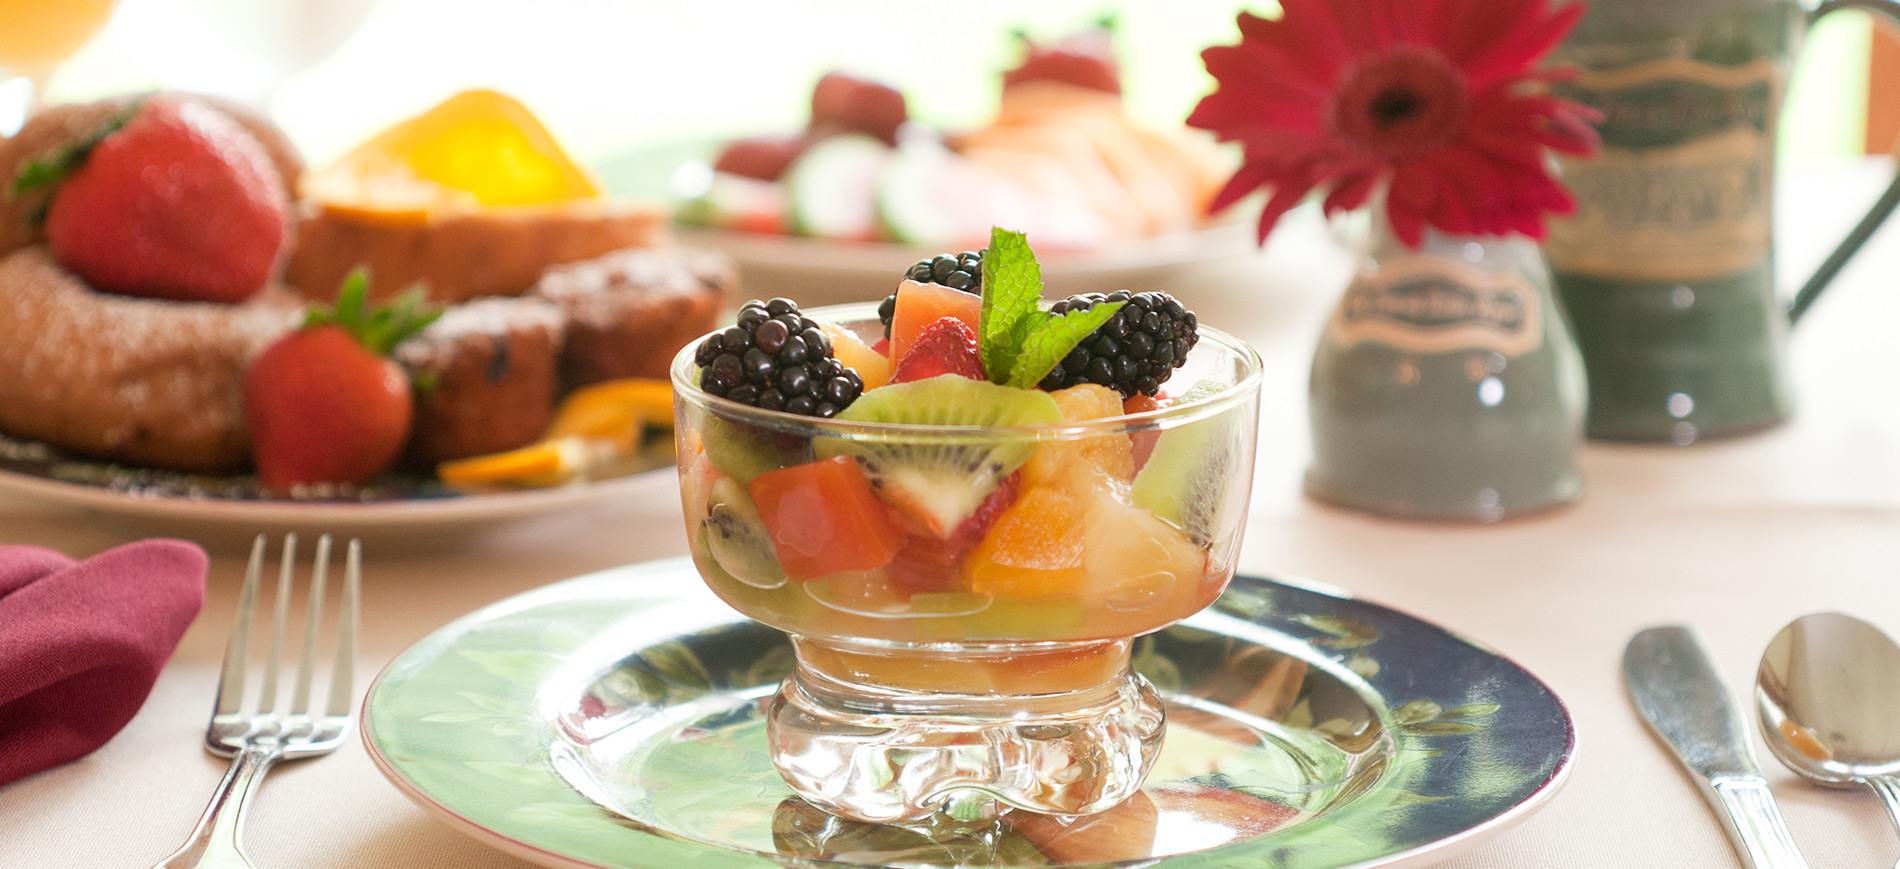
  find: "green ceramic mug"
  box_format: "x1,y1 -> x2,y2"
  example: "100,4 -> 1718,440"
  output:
1547,0 -> 1900,444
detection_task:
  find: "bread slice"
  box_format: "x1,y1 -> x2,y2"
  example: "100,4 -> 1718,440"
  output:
0,248 -> 300,471
286,199 -> 671,304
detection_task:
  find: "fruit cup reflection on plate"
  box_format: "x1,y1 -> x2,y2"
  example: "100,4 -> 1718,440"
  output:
671,229 -> 1263,823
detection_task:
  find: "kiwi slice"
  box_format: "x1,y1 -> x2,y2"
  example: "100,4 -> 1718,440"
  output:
816,375 -> 1063,536
694,409 -> 813,484
699,477 -> 787,589
1130,381 -> 1247,549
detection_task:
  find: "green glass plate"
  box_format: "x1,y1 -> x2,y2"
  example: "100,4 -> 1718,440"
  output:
363,558 -> 1573,868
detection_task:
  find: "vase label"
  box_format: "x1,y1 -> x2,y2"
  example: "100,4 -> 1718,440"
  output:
1545,57 -> 1779,282
1328,256 -> 1543,357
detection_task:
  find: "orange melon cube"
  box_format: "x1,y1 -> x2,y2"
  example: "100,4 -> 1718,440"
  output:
817,320 -> 891,390
889,280 -> 982,363
1021,384 -> 1135,490
964,486 -> 1088,599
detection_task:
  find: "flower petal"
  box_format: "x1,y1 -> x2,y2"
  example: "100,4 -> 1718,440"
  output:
1197,0 -> 1590,247
1385,167 -> 1438,248
1458,0 -> 1586,91
1321,168 -> 1384,217
1254,175 -> 1320,244
1273,0 -> 1356,82
1207,160 -> 1279,215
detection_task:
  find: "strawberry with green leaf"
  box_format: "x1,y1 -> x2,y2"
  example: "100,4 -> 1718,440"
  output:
10,95 -> 290,304
242,271 -> 440,490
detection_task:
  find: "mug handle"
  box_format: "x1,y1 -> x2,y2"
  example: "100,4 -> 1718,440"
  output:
1789,0 -> 1900,323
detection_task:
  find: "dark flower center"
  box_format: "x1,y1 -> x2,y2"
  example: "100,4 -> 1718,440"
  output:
1369,89 -> 1423,126
1328,45 -> 1470,160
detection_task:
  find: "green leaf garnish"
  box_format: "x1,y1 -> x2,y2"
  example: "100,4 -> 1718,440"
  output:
974,226 -> 1128,389
1006,301 -> 1124,388
307,268 -> 441,356
978,228 -> 1043,379
7,96 -> 146,224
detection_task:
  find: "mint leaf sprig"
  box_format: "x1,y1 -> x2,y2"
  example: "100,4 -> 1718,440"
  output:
977,227 -> 1123,390
977,228 -> 1042,380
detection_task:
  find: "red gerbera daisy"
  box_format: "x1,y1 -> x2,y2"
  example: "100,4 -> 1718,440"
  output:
1188,0 -> 1602,248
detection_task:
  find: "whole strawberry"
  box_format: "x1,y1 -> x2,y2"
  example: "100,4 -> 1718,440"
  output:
809,72 -> 907,145
243,271 -> 440,490
14,95 -> 289,304
1003,24 -> 1121,95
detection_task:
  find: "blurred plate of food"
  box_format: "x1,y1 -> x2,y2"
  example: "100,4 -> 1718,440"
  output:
0,89 -> 721,551
0,429 -> 675,554
598,23 -> 1256,305
666,221 -> 1253,309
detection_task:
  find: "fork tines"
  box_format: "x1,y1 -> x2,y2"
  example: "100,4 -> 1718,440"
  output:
212,533 -> 361,746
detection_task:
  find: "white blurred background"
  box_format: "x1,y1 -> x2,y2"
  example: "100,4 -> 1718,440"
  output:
34,0 -> 1887,176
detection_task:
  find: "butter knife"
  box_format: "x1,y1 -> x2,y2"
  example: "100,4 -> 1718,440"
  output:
1624,626 -> 1809,868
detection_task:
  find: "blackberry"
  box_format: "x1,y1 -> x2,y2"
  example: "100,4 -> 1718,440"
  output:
1037,291 -> 1198,398
695,297 -> 864,417
878,249 -> 985,337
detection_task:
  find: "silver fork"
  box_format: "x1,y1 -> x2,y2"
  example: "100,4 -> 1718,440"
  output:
153,533 -> 362,869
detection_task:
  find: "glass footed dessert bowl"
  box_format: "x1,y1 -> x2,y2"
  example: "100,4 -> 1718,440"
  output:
672,300 -> 1262,824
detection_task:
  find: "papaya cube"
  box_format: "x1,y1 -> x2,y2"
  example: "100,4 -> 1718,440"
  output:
748,455 -> 904,580
889,280 -> 982,362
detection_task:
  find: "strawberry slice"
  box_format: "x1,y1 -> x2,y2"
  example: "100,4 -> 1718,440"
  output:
890,316 -> 985,383
712,134 -> 807,182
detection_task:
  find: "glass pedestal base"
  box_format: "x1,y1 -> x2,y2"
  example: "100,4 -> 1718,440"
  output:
766,637 -> 1166,824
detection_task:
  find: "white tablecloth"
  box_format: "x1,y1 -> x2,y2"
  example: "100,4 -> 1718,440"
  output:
2,160 -> 1897,868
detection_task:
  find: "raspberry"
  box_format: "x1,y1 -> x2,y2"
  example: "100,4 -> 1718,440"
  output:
879,249 -> 984,337
1037,291 -> 1198,397
695,298 -> 863,417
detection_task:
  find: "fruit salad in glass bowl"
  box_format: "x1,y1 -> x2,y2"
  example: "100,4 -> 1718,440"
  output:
671,229 -> 1262,823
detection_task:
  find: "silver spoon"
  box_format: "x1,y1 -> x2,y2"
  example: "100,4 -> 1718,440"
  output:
1758,612 -> 1900,866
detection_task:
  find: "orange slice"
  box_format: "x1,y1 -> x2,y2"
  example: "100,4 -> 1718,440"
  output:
287,91 -> 669,303
544,378 -> 675,450
305,89 -> 600,216
437,378 -> 675,490
437,437 -> 592,489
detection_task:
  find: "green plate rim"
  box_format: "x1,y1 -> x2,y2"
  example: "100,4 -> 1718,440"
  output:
362,557 -> 1574,869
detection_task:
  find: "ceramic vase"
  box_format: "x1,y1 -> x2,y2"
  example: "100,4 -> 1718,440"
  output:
1306,221 -> 1587,521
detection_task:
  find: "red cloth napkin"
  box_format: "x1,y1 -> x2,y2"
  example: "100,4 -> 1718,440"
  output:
0,539 -> 206,786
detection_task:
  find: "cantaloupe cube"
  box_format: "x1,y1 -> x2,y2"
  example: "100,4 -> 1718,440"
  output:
963,486 -> 1088,599
1021,384 -> 1136,490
